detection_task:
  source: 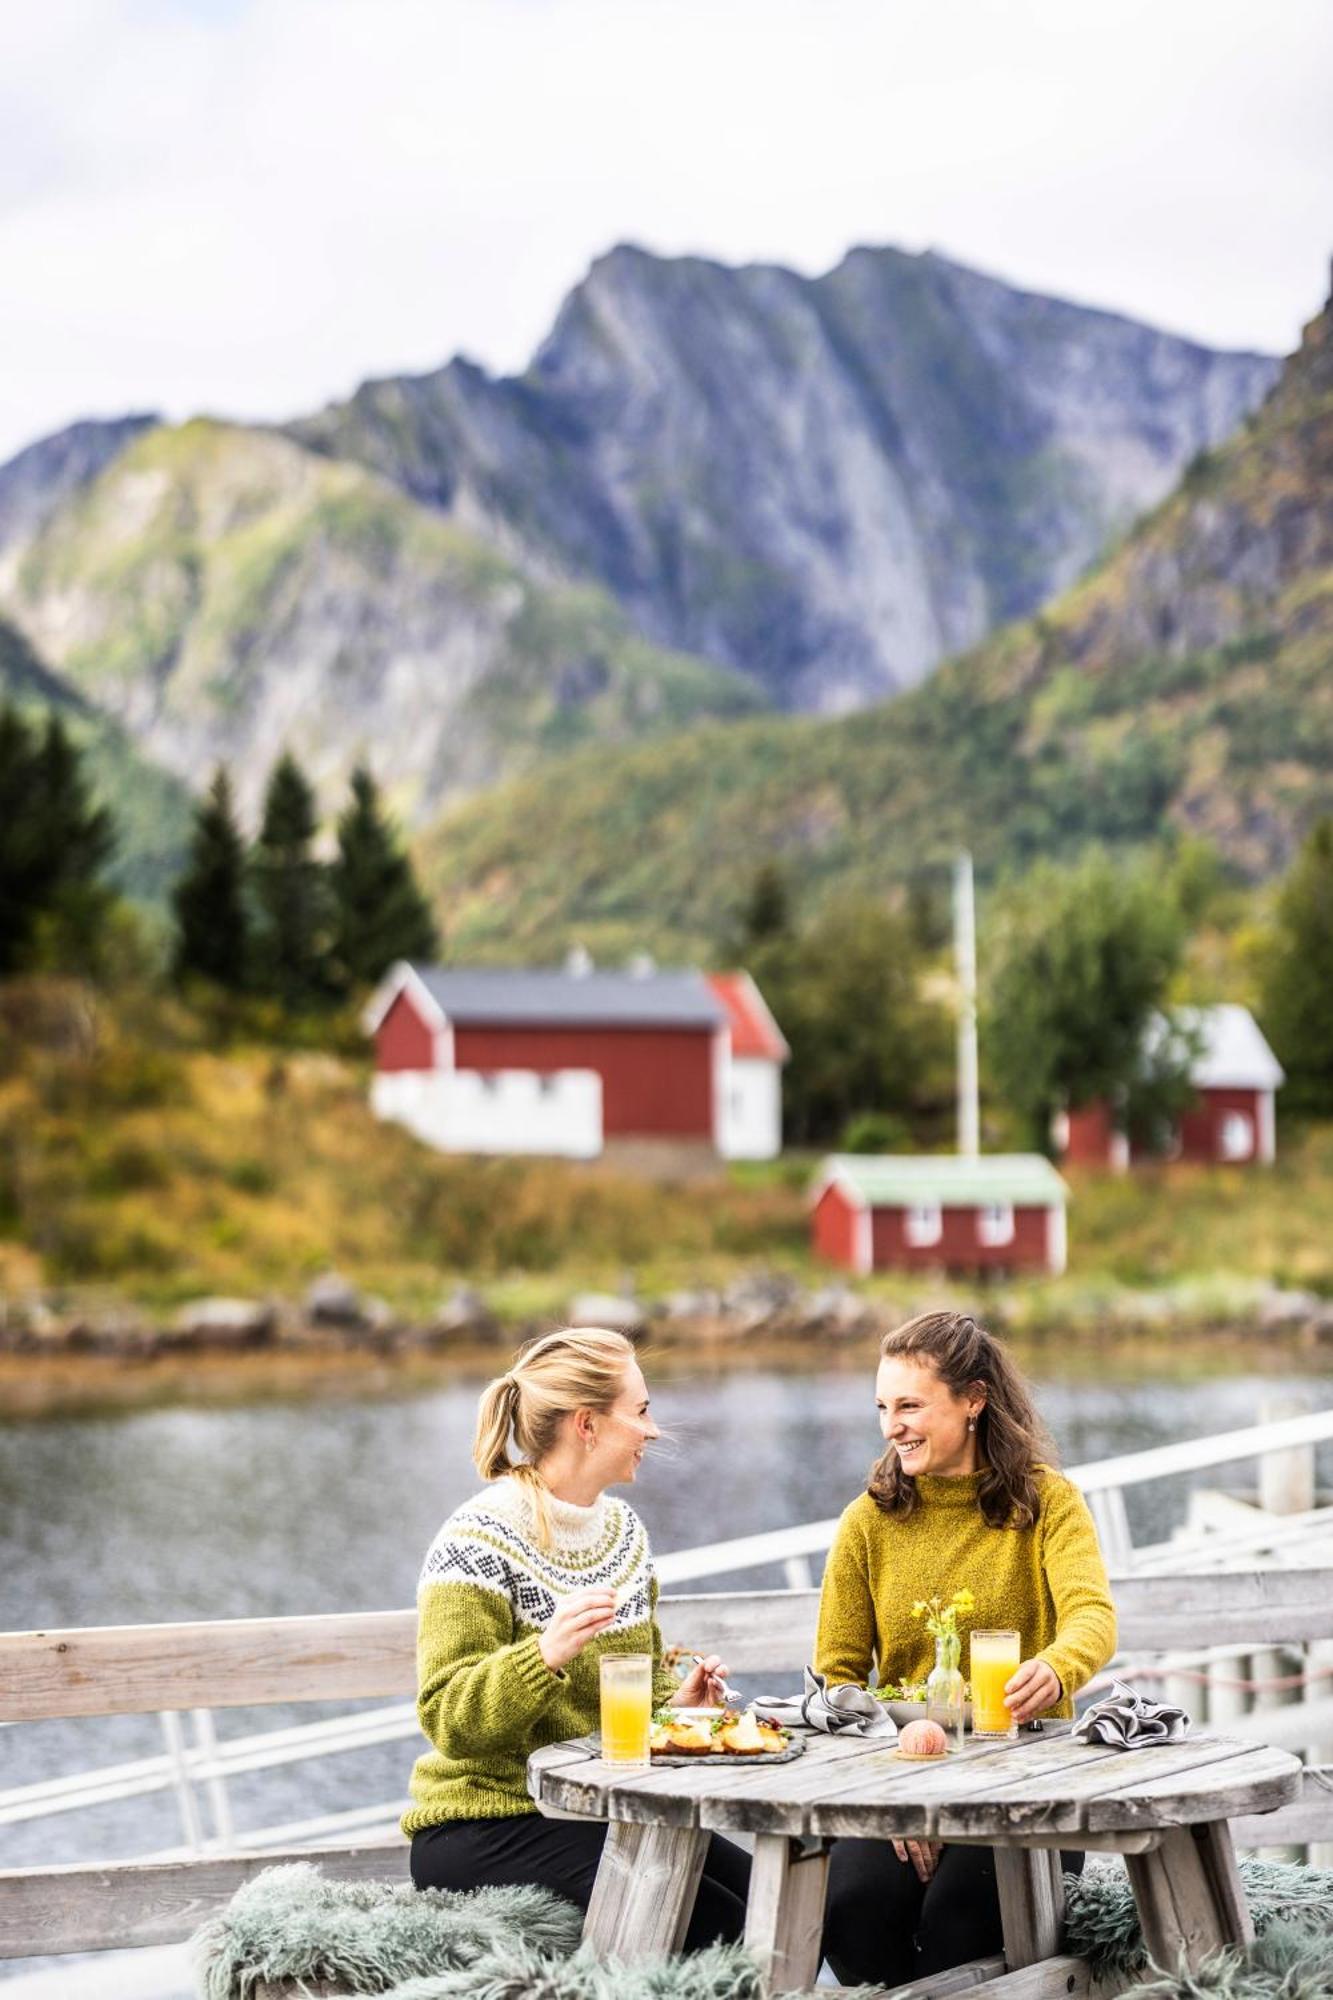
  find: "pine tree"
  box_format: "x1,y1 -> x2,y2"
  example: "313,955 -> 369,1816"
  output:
0,706 -> 115,974
738,862 -> 790,950
0,705 -> 45,974
251,752 -> 333,1011
1262,817 -> 1333,1114
330,766 -> 437,990
171,766 -> 250,989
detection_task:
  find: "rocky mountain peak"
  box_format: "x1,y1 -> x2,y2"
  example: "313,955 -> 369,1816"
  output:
0,413 -> 159,571
292,242 -> 1280,712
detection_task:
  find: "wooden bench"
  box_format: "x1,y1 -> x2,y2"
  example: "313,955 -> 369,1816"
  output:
3,1569 -> 1332,1961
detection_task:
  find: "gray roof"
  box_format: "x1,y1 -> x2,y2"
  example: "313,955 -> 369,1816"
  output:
410,965 -> 726,1029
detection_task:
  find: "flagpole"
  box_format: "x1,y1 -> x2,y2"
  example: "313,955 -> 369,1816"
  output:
954,851 -> 979,1157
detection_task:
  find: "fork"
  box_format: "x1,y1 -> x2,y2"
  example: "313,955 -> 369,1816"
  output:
690,1653 -> 745,1707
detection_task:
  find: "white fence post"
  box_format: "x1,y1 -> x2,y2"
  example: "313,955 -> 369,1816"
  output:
193,1708 -> 234,1846
159,1710 -> 205,1852
1259,1397 -> 1316,1517
1087,1487 -> 1133,1571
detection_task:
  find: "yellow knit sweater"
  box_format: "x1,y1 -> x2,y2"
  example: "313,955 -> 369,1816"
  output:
815,1469 -> 1115,1717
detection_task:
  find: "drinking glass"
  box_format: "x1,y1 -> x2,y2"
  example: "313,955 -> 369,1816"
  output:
599,1654 -> 653,1766
970,1629 -> 1021,1738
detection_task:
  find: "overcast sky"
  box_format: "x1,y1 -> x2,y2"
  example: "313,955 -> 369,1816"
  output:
2,0 -> 1331,465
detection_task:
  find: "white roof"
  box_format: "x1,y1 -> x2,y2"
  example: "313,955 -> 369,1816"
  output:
1173,1005 -> 1285,1090
814,1153 -> 1068,1209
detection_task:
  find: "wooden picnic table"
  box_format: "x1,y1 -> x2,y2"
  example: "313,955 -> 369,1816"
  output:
528,1725 -> 1301,1998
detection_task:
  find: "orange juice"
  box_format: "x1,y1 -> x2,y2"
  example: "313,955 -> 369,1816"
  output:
600,1655 -> 652,1765
970,1629 -> 1020,1738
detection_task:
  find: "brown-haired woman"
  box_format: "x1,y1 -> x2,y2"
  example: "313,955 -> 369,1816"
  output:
403,1327 -> 750,1945
815,1310 -> 1116,1989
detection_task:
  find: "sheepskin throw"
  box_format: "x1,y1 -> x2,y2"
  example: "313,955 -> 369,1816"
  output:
1063,1858 -> 1333,1985
1117,1918 -> 1333,1999
190,1863 -> 582,2000
367,1938 -> 769,2000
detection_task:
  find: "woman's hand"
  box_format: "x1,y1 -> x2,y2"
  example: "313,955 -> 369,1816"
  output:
675,1653 -> 730,1706
893,1837 -> 941,1883
1004,1657 -> 1061,1724
538,1589 -> 617,1672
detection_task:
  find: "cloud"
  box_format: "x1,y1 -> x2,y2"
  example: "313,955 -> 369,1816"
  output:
1,0 -> 1330,462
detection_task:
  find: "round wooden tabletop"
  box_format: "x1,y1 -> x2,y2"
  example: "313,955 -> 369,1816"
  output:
529,1725 -> 1301,1842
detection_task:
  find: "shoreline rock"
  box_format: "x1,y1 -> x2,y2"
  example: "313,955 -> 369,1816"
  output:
2,1279 -> 1331,1366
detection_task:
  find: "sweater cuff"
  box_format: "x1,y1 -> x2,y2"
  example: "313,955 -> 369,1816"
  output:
512,1631 -> 567,1702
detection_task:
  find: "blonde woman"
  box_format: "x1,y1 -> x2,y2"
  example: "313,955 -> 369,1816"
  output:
404,1327 -> 750,1946
816,1310 -> 1116,1989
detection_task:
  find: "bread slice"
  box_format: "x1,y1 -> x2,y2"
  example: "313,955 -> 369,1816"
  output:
651,1718 -> 714,1755
717,1709 -> 787,1755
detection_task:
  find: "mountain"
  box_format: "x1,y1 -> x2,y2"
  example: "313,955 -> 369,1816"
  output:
293,244 -> 1278,711
417,279 -> 1333,959
0,414 -> 159,571
0,614 -> 193,903
0,418 -> 761,828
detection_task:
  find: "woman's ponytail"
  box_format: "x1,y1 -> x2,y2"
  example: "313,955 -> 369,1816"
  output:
472,1374 -> 520,1481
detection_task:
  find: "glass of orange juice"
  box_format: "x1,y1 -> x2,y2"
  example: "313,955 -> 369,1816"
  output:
970,1629 -> 1020,1738
600,1654 -> 653,1766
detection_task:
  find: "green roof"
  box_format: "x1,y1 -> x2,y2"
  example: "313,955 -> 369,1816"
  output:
819,1153 -> 1068,1208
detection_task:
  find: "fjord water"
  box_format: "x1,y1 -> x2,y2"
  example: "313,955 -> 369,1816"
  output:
2,1358 -> 1331,1874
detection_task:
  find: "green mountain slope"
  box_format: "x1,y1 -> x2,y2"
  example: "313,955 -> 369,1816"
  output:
0,616 -> 193,903
0,419 -> 763,831
419,286 -> 1333,959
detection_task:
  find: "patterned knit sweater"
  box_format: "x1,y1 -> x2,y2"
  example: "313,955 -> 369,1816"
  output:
815,1469 -> 1116,1718
403,1476 -> 676,1832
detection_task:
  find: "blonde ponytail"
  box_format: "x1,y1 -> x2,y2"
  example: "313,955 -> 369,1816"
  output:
473,1375 -> 521,1481
472,1328 -> 635,1549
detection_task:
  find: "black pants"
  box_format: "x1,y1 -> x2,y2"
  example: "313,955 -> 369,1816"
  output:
821,1839 -> 1085,1988
411,1814 -> 751,1953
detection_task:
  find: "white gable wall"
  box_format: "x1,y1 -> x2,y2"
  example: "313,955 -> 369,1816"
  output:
371,1068 -> 603,1157
717,1055 -> 783,1160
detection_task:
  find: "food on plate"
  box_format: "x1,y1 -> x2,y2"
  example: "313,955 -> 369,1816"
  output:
649,1716 -> 714,1754
648,1707 -> 790,1757
716,1709 -> 790,1755
898,1718 -> 950,1758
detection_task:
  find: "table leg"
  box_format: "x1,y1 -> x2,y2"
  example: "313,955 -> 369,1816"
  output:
994,1844 -> 1065,1970
743,1833 -> 830,1995
1124,1820 -> 1254,1975
582,1821 -> 711,1960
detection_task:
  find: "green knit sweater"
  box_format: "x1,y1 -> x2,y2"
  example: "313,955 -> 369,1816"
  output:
815,1468 -> 1116,1718
403,1476 -> 677,1833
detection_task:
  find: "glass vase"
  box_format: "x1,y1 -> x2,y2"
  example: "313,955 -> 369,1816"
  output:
925,1632 -> 966,1752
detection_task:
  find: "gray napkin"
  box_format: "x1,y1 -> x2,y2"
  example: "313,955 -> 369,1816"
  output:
1071,1677 -> 1190,1748
753,1666 -> 898,1739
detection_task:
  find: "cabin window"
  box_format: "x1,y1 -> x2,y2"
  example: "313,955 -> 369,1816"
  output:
1220,1110 -> 1254,1160
978,1202 -> 1015,1247
904,1202 -> 942,1247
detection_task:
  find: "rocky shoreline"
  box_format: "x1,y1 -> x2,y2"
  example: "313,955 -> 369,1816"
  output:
5,1269 -> 1333,1371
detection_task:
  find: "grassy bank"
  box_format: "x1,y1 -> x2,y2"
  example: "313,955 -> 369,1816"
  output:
3,982 -> 1333,1333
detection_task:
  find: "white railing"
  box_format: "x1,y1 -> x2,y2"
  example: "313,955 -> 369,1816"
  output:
4,1406 -> 1333,1864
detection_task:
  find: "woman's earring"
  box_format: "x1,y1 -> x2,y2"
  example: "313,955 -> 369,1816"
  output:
967,1415 -> 977,1432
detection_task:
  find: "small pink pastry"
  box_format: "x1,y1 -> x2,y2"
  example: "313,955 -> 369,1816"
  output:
899,1718 -> 949,1757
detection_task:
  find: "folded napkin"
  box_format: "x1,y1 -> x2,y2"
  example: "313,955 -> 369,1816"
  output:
1071,1677 -> 1190,1748
752,1666 -> 898,1739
